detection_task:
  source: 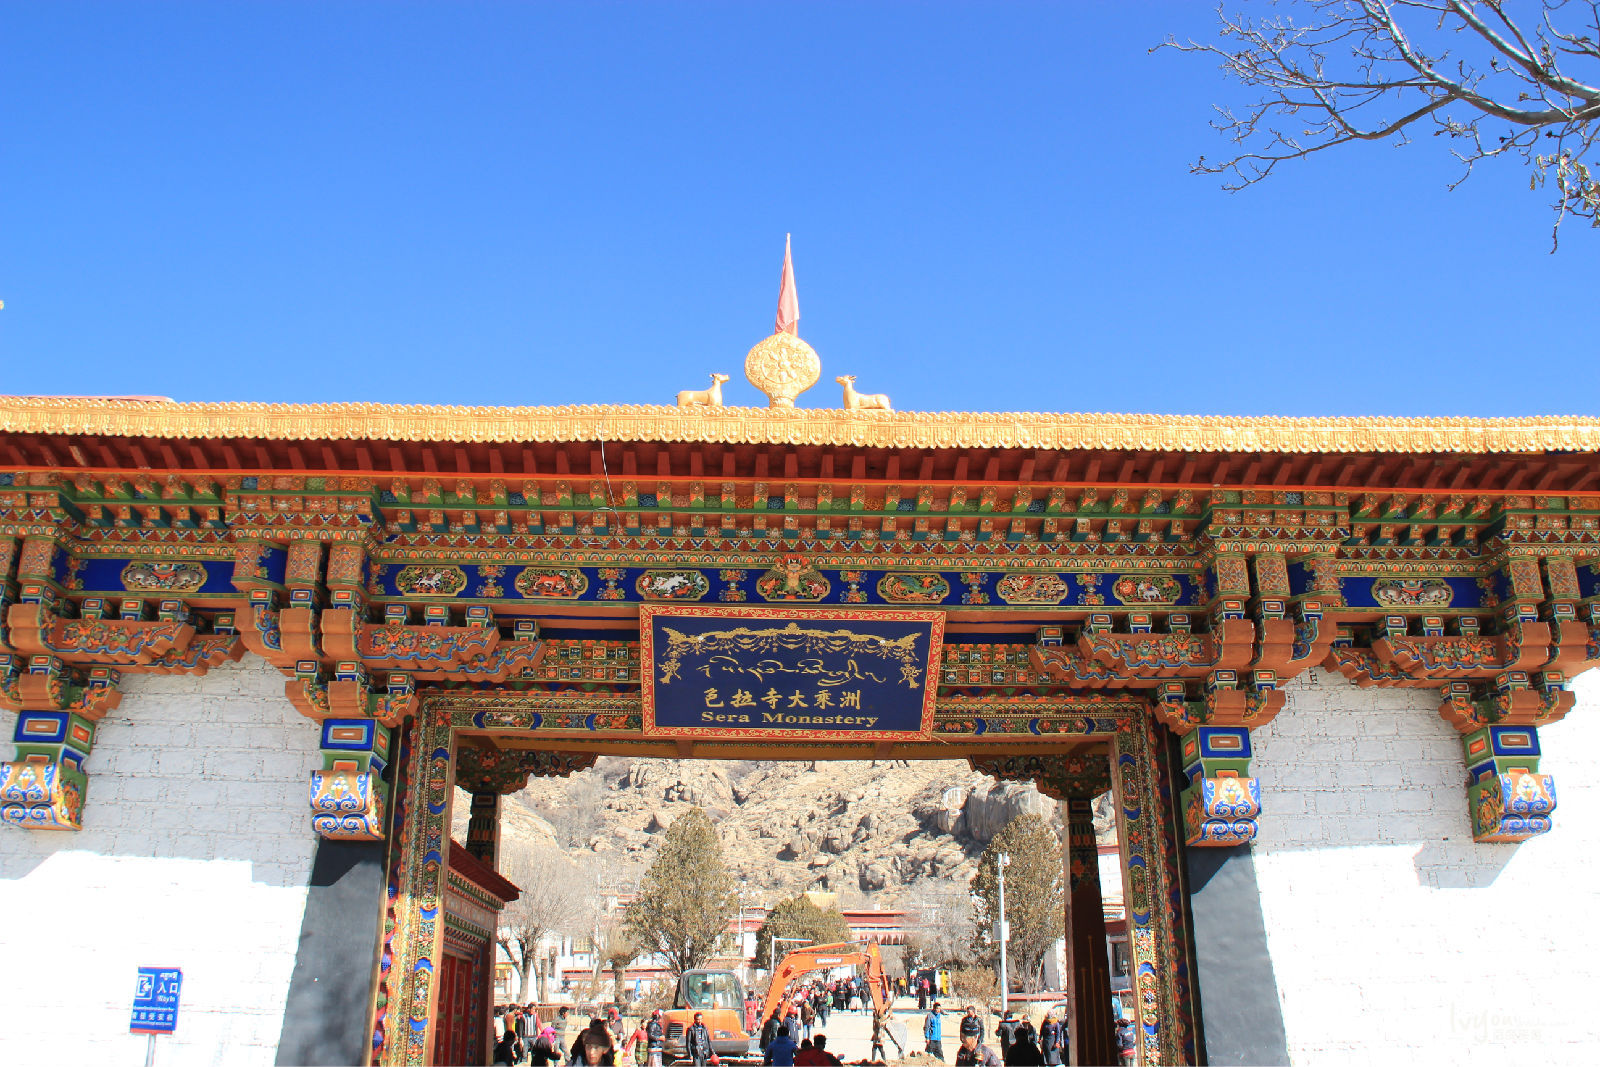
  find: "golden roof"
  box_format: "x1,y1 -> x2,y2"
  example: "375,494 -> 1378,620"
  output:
1,395 -> 1598,454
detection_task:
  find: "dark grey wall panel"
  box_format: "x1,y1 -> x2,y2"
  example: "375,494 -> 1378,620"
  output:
1186,846 -> 1290,1066
275,839 -> 389,1067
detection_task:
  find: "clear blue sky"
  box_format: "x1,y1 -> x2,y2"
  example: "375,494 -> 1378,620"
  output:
2,2 -> 1595,417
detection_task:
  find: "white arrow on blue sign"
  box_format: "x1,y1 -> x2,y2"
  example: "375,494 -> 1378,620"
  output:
129,967 -> 183,1035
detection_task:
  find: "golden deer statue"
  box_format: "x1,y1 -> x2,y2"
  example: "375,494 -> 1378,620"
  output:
677,373 -> 730,408
836,375 -> 892,412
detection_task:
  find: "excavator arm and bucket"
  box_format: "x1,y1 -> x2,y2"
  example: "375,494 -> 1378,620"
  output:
759,940 -> 891,1026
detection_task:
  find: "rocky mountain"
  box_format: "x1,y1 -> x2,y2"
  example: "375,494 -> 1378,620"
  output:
454,757 -> 1114,910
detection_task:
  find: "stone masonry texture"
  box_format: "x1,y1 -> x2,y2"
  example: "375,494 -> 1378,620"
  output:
1251,668 -> 1600,1064
3,655 -> 1600,1063
0,656 -> 319,1066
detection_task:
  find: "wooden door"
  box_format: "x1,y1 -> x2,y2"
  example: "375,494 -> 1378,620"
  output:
433,953 -> 476,1066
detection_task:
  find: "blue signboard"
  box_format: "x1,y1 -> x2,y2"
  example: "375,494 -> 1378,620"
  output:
640,605 -> 944,740
129,967 -> 183,1035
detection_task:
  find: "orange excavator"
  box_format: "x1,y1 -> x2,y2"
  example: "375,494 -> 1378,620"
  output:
658,941 -> 892,1063
760,940 -> 892,1025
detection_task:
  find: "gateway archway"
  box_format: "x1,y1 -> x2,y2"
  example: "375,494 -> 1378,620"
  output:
376,677 -> 1193,1067
6,387 -> 1592,1067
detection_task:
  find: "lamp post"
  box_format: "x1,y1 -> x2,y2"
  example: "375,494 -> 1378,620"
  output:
736,878 -> 750,974
996,853 -> 1011,1016
771,937 -> 813,975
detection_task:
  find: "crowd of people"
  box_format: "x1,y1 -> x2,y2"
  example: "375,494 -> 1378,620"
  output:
754,974 -> 896,1066
493,1004 -> 644,1067
491,986 -> 1137,1067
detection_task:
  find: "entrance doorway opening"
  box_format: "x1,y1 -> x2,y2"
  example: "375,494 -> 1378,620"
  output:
450,750 -> 1132,1065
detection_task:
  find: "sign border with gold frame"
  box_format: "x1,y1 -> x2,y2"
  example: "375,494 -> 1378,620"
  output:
639,604 -> 945,741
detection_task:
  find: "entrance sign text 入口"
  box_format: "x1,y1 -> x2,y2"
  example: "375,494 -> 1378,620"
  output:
640,605 -> 944,740
129,966 -> 183,1034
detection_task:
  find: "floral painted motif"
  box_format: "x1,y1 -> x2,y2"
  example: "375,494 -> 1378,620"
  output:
0,758 -> 83,830
718,569 -> 749,603
309,769 -> 385,841
1112,575 -> 1181,605
636,570 -> 710,601
1372,578 -> 1454,607
876,572 -> 950,603
514,568 -> 588,599
475,564 -> 506,598
121,560 -> 207,593
394,565 -> 468,597
996,573 -> 1069,605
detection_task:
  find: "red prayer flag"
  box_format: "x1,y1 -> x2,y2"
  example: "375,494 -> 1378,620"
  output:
775,234 -> 799,336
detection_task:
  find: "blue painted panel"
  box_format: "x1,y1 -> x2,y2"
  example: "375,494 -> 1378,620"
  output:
76,559 -> 233,595
1343,576 -> 1479,610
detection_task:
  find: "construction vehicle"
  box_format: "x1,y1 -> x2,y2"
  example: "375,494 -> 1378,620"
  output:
661,968 -> 754,1063
659,941 -> 892,1064
759,940 -> 891,1025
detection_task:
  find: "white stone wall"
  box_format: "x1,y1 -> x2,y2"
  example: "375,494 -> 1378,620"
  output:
1252,668 -> 1600,1064
0,655 -> 319,1066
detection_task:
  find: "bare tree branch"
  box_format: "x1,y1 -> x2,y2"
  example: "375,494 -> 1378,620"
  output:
1162,0 -> 1600,247
499,842 -> 589,1001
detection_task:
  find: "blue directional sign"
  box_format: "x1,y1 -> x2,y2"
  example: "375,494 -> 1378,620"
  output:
129,967 -> 183,1034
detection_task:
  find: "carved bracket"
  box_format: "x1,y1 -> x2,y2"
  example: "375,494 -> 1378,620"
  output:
0,653 -> 123,831
311,718 -> 393,842
967,753 -> 1111,800
454,747 -> 598,796
1458,724 -> 1555,843
1176,725 -> 1259,846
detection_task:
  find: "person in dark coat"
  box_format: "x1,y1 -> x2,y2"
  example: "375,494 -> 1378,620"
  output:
959,1007 -> 983,1042
1116,1018 -> 1136,1064
646,1011 -> 666,1067
1038,1011 -> 1064,1067
1002,1027 -> 1042,1066
954,1035 -> 1001,1067
996,1009 -> 1019,1057
760,1011 -> 781,1052
496,1027 -> 521,1067
686,1012 -> 713,1067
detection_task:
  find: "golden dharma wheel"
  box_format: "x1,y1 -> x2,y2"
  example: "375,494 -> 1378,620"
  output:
744,331 -> 821,408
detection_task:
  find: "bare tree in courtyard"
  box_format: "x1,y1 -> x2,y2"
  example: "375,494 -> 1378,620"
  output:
602,927 -> 641,1003
498,841 -> 587,1002
906,886 -> 978,971
624,807 -> 737,980
1165,1 -> 1600,246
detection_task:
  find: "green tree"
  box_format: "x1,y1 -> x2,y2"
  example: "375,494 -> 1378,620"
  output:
625,807 -> 737,979
753,893 -> 854,971
970,813 -> 1064,993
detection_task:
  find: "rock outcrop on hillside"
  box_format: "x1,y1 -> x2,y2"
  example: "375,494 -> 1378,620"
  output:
453,757 -> 1115,908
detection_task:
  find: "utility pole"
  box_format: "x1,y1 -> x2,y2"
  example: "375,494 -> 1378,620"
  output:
996,853 -> 1011,1016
